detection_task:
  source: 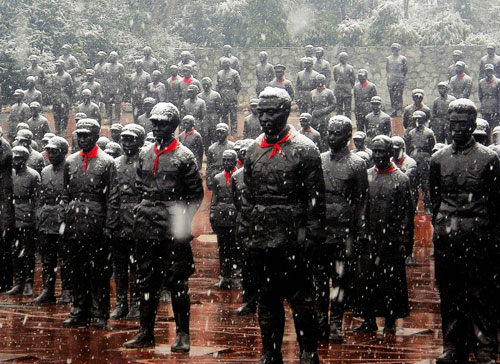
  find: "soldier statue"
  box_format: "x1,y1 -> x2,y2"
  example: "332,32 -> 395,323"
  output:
80,69 -> 103,105
94,51 -> 108,87
478,64 -> 500,130
268,64 -> 294,100
217,58 -> 242,135
103,51 -> 125,124
179,115 -> 204,168
51,60 -> 73,136
447,50 -> 470,80
59,44 -> 80,78
206,123 -> 235,190
353,69 -> 377,133
7,89 -> 31,142
296,57 -> 319,114
77,89 -> 102,125
449,61 -> 473,99
199,77 -> 222,151
166,65 -> 181,107
255,51 -> 274,96
243,98 -> 262,139
365,96 -> 392,145
148,70 -> 167,103
431,82 -> 456,143
313,47 -> 331,88
479,43 -> 500,80
137,97 -> 156,135
333,52 -> 355,116
129,60 -> 152,123
27,55 -> 45,89
141,46 -> 160,76
24,76 -> 42,105
26,102 -> 51,150
298,113 -> 321,149
310,74 -> 336,150
182,85 -> 206,137
178,51 -> 198,78
219,45 -> 240,73
386,43 -> 408,117
403,89 -> 432,132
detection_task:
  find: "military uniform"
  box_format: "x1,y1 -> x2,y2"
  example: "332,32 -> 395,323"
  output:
206,140 -> 235,190
148,81 -> 167,103
133,139 -> 203,345
243,113 -> 261,139
79,81 -> 103,104
310,86 -> 336,150
449,73 -> 473,99
182,98 -> 206,136
296,69 -> 319,114
403,103 -> 432,131
103,62 -> 125,122
27,148 -> 45,175
448,63 -> 470,80
52,71 -> 73,136
256,62 -> 274,96
479,54 -> 500,79
142,56 -> 160,76
176,77 -> 202,102
478,76 -> 500,129
240,125 -> 325,360
0,139 -> 14,292
77,101 -> 102,125
179,129 -> 204,168
7,102 -> 30,141
299,127 -> 321,149
130,71 -> 152,122
353,81 -> 377,132
333,63 -> 355,116
430,140 -> 500,363
365,111 -> 392,145
199,89 -> 222,150
27,115 -> 51,147
268,78 -> 294,100
407,126 -> 436,210
314,58 -> 331,88
356,164 -> 414,320
166,75 -> 182,107
24,89 -> 42,105
62,145 -> 119,323
219,55 -> 240,73
431,94 -> 456,143
386,54 -> 408,115
216,69 -> 242,134
137,113 -> 153,135
318,147 -> 367,338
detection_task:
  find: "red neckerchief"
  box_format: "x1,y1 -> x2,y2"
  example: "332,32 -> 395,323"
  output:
316,85 -> 325,91
183,129 -> 195,139
259,132 -> 290,160
392,156 -> 406,167
302,127 -> 311,133
375,163 -> 396,174
487,76 -> 496,84
237,159 -> 243,168
415,103 -> 423,110
183,77 -> 193,85
224,167 -> 237,186
457,73 -> 465,79
360,81 -> 368,88
153,139 -> 179,176
276,78 -> 285,84
169,75 -> 179,87
80,145 -> 98,172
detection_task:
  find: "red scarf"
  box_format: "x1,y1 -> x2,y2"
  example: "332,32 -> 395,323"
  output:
183,77 -> 193,85
259,133 -> 290,160
316,85 -> 325,91
153,139 -> 179,176
183,129 -> 195,139
237,159 -> 243,168
224,167 -> 237,186
302,127 -> 311,133
393,156 -> 406,167
457,72 -> 465,79
276,78 -> 284,84
169,75 -> 179,87
80,145 -> 99,172
415,103 -> 423,110
487,76 -> 496,84
375,163 -> 396,174
360,81 -> 368,88
45,151 -> 50,163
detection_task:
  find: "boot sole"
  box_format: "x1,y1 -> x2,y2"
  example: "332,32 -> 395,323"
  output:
170,347 -> 190,353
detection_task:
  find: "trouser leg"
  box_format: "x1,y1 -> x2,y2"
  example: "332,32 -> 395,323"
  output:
343,96 -> 352,117
53,104 -> 62,136
215,227 -> 233,279
311,245 -> 332,337
11,228 -> 25,286
0,234 -> 13,292
355,113 -> 366,132
89,238 -> 111,320
241,246 -> 256,306
69,240 -> 91,320
40,234 -> 58,294
112,238 -> 130,307
229,103 -> 238,135
221,104 -> 229,125
58,238 -> 72,293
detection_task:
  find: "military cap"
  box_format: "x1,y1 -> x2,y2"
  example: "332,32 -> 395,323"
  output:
273,64 -> 286,71
97,51 -> 107,57
391,42 -> 402,49
13,89 -> 24,96
81,89 -> 92,96
16,129 -> 33,141
484,64 -> 495,71
149,102 -> 180,122
61,44 -> 71,50
110,123 -> 123,131
143,97 -> 156,105
85,69 -> 95,76
370,96 -> 383,103
412,110 -> 427,118
12,146 -> 30,159
487,43 -> 496,49
437,81 -> 448,88
452,50 -> 463,56
493,126 -> 500,135
74,112 -> 87,120
455,61 -> 466,67
216,123 -> 229,132
29,101 -> 41,109
75,118 -> 100,134
222,149 -> 238,160
353,131 -> 367,139
412,88 -> 425,96
29,55 -> 39,61
45,136 -> 69,152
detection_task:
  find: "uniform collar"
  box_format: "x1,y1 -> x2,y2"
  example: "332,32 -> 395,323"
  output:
451,138 -> 476,155
330,146 -> 350,161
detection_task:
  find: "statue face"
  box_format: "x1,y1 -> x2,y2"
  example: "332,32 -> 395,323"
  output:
82,94 -> 91,103
27,78 -> 36,88
30,106 -> 40,115
413,93 -> 423,105
47,147 -> 66,165
170,68 -> 178,76
222,155 -> 236,172
216,129 -> 228,143
371,102 -> 382,113
392,142 -> 404,159
391,47 -> 399,56
358,73 -> 367,83
259,52 -> 267,63
111,129 -> 121,143
109,53 -> 118,63
30,59 -> 37,67
77,131 -> 99,153
372,141 -> 392,169
135,63 -> 143,72
258,97 -> 289,138
183,68 -> 192,78
353,138 -> 364,150
222,60 -> 231,70
486,68 -> 495,78
14,94 -> 23,103
339,54 -> 348,63
315,76 -> 325,88
144,48 -> 152,57
275,69 -> 284,79
187,87 -> 197,99
305,46 -> 314,57
438,85 -> 447,97
455,64 -> 465,74
144,103 -> 154,115
304,60 -> 313,70
152,72 -> 161,82
86,73 -> 94,82
250,103 -> 258,114
202,82 -> 211,92
152,119 -> 178,143
315,49 -> 323,58
12,155 -> 27,171
299,115 -> 311,129
450,111 -> 475,146
122,135 -> 142,156
413,115 -> 424,127
452,54 -> 461,63
182,118 -> 194,131
327,121 -> 350,151
487,47 -> 495,56
55,64 -> 64,72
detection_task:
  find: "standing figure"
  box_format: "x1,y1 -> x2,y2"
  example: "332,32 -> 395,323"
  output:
33,137 -> 71,304
7,146 -> 40,297
219,45 -> 240,73
296,57 -> 319,114
231,139 -> 257,315
210,149 -> 238,289
141,46 -> 160,76
479,43 -> 500,79
333,52 -> 355,116
447,50 -> 470,80
298,113 -> 321,149
240,87 -> 325,364
77,89 -> 102,124
403,89 -> 432,132
177,65 -> 201,102
137,97 -> 156,135
179,115 -> 204,168
268,64 -> 294,100
182,85 -> 206,136
216,58 -> 242,135
255,51 -> 274,96
148,70 -> 167,103
243,99 -> 262,139
0,129 -> 14,293
80,69 -> 103,105
386,43 -> 408,117
62,119 -> 119,329
129,60 -> 152,123
406,111 -> 436,213
51,60 -> 73,136
478,64 -> 500,130
110,123 -> 123,145
110,124 -> 145,320
365,96 -> 392,145
199,77 -> 222,151
430,99 -> 500,364
353,69 -> 377,133
177,51 -> 198,78
103,51 -> 125,124
166,65 -> 182,107
355,135 -> 414,333
123,102 -> 203,351
313,47 -> 331,88
299,45 -> 315,68
431,82 -> 456,143
27,55 -> 45,89
310,74 -> 336,150
206,123 -> 235,190
449,62 -> 473,99
26,102 -> 51,148
489,126 -> 500,157
24,76 -> 42,105
59,44 -> 80,78
318,116 -> 368,342
7,89 -> 31,142
6,145 -> 40,298
94,51 -> 109,88
352,131 -> 373,160
16,129 -> 44,175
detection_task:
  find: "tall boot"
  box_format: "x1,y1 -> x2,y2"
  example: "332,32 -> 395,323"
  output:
171,294 -> 190,353
328,315 -> 344,342
124,298 -> 156,348
7,257 -> 24,296
34,251 -> 56,303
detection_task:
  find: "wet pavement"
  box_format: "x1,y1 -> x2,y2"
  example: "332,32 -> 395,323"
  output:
0,111 -> 449,363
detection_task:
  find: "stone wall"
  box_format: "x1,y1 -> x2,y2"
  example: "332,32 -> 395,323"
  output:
184,45 -> 486,108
